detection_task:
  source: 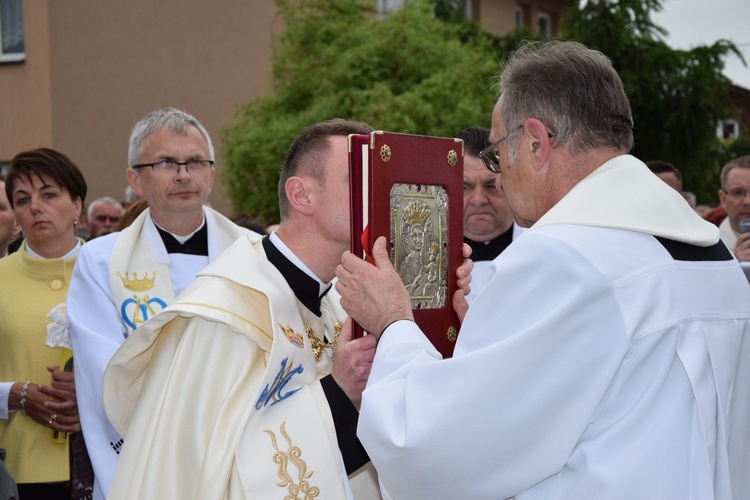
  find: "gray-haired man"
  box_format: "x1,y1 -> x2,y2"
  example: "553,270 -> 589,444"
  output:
68,108 -> 253,499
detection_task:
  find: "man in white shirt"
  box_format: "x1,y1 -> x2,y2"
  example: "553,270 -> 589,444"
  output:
67,108 -> 252,499
335,41 -> 750,499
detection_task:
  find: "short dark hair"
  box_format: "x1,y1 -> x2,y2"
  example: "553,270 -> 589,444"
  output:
646,160 -> 682,182
278,119 -> 373,219
6,148 -> 87,208
499,41 -> 634,154
454,127 -> 490,158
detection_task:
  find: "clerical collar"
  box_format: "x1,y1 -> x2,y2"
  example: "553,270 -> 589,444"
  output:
464,224 -> 514,262
155,219 -> 208,255
263,234 -> 332,316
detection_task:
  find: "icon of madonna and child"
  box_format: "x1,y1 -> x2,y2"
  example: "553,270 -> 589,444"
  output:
390,184 -> 449,309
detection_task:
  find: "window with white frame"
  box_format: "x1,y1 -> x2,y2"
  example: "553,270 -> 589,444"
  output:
717,119 -> 740,140
0,0 -> 24,63
537,11 -> 550,36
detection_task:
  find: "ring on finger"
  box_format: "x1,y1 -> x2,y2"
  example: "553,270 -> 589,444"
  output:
50,413 -> 58,422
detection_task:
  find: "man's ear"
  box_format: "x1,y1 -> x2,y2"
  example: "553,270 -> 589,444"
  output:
126,168 -> 144,197
524,118 -> 552,171
285,176 -> 314,216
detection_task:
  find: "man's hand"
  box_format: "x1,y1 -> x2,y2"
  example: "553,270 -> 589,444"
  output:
734,233 -> 750,262
336,236 -> 414,338
453,243 -> 473,323
330,318 -> 378,406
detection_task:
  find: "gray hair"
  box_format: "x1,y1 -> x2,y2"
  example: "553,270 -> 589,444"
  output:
87,196 -> 124,219
720,155 -> 750,189
123,185 -> 139,205
127,108 -> 214,167
499,40 -> 634,156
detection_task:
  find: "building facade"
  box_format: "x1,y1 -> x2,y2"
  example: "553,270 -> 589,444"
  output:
1,0 -> 573,216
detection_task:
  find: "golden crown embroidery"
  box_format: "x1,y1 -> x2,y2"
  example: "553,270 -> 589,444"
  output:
281,324 -> 305,348
117,271 -> 166,330
264,422 -> 319,499
117,271 -> 157,292
256,358 -> 304,410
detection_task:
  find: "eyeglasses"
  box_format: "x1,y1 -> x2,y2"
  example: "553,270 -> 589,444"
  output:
479,125 -> 523,173
722,188 -> 750,201
132,159 -> 214,175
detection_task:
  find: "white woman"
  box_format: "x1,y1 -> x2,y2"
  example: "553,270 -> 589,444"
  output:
0,148 -> 87,498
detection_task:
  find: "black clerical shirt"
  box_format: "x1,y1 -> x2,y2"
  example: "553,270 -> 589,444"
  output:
156,223 -> 209,256
464,223 -> 514,262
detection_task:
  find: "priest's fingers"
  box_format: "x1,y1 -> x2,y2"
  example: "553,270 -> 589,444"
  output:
337,238 -> 413,337
331,318 -> 377,406
462,242 -> 472,260
456,249 -> 473,292
452,289 -> 469,324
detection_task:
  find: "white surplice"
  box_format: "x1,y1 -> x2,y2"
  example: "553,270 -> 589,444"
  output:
67,207 -> 250,500
358,155 -> 750,499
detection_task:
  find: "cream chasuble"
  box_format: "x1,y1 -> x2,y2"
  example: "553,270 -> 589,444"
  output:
104,235 -> 350,499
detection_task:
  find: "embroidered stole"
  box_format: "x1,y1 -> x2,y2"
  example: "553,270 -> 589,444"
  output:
229,237 -> 348,498
108,207 -> 248,336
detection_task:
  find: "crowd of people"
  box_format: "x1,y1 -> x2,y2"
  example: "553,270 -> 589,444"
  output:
1,39 -> 749,499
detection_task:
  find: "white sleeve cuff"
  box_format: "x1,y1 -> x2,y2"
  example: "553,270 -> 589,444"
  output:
0,381 -> 14,419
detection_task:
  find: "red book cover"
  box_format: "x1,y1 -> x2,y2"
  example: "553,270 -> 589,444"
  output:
348,131 -> 464,357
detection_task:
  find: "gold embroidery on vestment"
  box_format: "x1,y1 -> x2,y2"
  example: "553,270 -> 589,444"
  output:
264,422 -> 319,499
306,322 -> 342,361
117,271 -> 157,291
129,295 -> 158,326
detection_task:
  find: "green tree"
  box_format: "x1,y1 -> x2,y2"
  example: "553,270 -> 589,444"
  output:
222,0 -> 502,223
560,0 -> 744,203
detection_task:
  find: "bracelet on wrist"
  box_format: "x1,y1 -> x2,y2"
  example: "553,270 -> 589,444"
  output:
20,381 -> 31,416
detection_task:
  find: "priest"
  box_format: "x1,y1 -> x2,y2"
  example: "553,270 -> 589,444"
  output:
335,41 -> 750,499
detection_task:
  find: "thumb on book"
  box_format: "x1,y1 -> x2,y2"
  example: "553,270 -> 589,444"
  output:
371,236 -> 391,269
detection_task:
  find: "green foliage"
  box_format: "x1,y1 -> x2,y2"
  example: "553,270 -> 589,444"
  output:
224,0 -> 747,218
561,0 -> 743,204
223,0 -> 501,223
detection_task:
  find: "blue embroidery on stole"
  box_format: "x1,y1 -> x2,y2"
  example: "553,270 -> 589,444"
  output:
256,357 -> 304,410
120,296 -> 167,330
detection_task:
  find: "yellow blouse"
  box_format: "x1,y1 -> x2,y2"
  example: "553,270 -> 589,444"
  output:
0,243 -> 76,483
